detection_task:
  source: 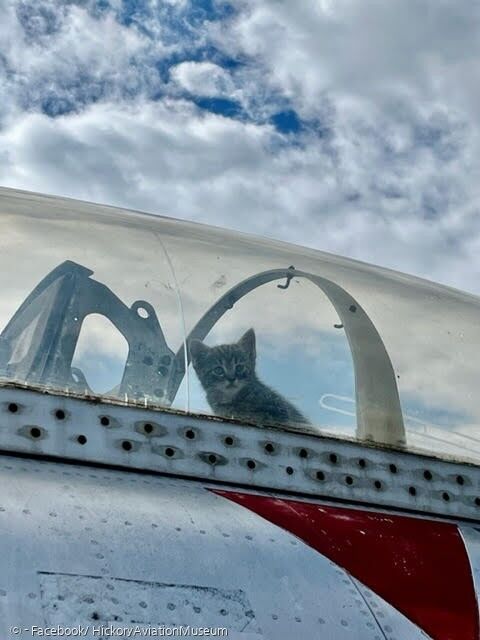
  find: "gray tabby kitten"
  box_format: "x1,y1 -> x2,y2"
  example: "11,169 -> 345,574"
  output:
189,328 -> 308,428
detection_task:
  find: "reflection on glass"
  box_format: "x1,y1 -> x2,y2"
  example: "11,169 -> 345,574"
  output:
72,314 -> 129,395
3,187 -> 480,466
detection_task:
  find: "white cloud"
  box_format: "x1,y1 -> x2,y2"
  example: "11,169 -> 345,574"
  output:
170,61 -> 236,98
1,0 -> 480,299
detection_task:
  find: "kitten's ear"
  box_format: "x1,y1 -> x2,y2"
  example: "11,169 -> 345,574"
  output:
238,328 -> 256,361
189,339 -> 210,366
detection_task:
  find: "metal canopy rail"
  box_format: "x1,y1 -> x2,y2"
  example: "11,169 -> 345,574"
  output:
170,266 -> 405,446
0,385 -> 479,522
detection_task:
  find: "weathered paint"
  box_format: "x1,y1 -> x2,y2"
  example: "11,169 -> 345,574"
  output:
215,490 -> 478,640
0,453 -> 433,639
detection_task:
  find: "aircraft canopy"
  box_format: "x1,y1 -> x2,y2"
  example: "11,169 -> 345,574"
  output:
1,188 -> 479,465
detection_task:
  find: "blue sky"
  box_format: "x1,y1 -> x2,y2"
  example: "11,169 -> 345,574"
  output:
1,0 -> 480,294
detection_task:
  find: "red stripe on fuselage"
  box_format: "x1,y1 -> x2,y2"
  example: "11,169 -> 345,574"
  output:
214,490 -> 478,640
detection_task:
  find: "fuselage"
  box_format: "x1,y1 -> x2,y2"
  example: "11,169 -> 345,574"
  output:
0,187 -> 479,639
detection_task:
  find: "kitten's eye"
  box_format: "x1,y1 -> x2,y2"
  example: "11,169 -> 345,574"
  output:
235,364 -> 246,375
213,366 -> 225,377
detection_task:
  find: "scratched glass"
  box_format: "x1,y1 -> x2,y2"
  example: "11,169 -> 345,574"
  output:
1,187 -> 479,465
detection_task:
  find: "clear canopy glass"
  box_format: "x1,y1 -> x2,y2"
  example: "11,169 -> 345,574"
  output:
1,187 -> 480,465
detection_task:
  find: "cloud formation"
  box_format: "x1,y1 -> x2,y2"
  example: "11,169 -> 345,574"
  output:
1,0 -> 480,295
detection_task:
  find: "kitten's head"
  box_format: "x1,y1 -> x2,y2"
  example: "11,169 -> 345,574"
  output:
189,329 -> 256,405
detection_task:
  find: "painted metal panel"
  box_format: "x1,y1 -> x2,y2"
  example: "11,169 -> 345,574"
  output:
40,573 -> 259,632
0,453 -> 431,639
351,580 -> 432,640
216,490 -> 478,640
459,525 -> 480,623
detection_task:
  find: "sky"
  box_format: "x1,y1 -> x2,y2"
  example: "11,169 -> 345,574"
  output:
1,0 -> 480,295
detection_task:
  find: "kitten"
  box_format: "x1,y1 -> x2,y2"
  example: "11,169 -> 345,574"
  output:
189,328 -> 308,428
